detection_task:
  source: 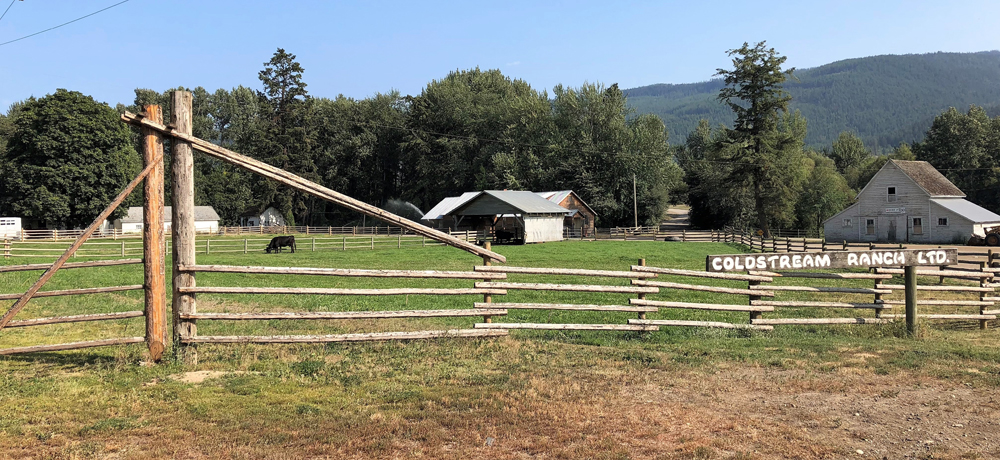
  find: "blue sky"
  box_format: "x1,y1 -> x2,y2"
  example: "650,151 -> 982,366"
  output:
2,0 -> 999,111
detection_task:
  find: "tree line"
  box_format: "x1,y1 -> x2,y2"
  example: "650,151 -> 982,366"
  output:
0,49 -> 681,229
1,45 -> 998,234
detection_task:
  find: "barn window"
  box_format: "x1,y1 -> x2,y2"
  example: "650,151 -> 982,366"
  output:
887,187 -> 897,202
843,218 -> 852,227
866,219 -> 875,235
912,217 -> 923,235
938,217 -> 948,226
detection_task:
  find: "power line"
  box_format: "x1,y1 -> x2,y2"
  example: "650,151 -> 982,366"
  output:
0,0 -> 130,47
0,0 -> 16,24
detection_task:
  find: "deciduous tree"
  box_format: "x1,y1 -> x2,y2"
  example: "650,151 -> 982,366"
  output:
0,90 -> 140,228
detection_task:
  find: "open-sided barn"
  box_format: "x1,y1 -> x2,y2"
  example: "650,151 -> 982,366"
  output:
428,190 -> 569,243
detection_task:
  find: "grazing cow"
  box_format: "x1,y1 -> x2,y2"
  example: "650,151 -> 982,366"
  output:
265,235 -> 296,253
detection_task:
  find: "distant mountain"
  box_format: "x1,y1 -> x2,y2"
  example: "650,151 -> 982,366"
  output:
624,51 -> 1000,151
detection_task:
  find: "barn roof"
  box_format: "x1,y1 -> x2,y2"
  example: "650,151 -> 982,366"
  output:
451,191 -> 569,216
536,190 -> 597,217
890,160 -> 965,197
422,192 -> 479,221
119,206 -> 221,223
930,199 -> 1000,223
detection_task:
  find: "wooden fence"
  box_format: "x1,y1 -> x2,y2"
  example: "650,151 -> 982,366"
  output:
3,232 -> 485,259
0,259 -> 146,355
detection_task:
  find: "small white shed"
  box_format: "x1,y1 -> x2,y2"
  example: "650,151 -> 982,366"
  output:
0,217 -> 22,239
245,207 -> 286,227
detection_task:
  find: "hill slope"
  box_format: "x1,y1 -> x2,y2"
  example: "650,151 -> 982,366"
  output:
625,51 -> 1000,150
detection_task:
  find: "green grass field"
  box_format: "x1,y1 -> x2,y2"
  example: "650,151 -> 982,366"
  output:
2,240 -> 999,458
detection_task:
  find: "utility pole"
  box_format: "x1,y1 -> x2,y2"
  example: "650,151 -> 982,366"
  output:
633,174 -> 638,229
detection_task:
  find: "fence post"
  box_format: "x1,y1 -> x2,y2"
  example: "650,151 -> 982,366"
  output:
171,91 -> 197,364
398,233 -> 401,249
53,229 -> 58,241
905,265 -> 918,335
141,103 -> 168,363
312,237 -> 316,251
342,236 -> 346,251
748,277 -> 762,324
681,229 -> 686,242
244,239 -> 248,254
3,239 -> 9,259
637,258 -> 647,320
481,241 -> 494,323
206,240 -> 211,255
371,235 -> 374,250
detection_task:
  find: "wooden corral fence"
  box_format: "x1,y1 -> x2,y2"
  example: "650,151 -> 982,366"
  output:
0,103 -> 169,357
3,232 -> 484,260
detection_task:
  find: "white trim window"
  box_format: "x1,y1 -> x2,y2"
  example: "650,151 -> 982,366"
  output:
843,218 -> 852,227
937,217 -> 948,226
866,218 -> 875,235
887,187 -> 897,203
912,217 -> 923,235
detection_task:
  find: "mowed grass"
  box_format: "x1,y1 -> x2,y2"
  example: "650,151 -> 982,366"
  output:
2,240 -> 1000,458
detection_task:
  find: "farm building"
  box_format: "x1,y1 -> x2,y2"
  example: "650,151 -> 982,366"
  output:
0,217 -> 21,239
537,191 -> 597,237
421,192 -> 479,230
438,190 -> 569,243
116,206 -> 221,234
824,160 -> 1000,244
241,206 -> 286,227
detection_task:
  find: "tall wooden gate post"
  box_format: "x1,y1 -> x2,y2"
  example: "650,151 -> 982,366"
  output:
904,265 -> 917,335
171,91 -> 198,363
142,105 -> 167,361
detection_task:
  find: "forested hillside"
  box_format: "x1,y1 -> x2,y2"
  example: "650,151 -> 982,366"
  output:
626,51 -> 1000,150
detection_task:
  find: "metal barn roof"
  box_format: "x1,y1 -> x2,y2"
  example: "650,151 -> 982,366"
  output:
422,192 -> 479,221
930,199 -> 1000,223
451,191 -> 569,216
536,190 -> 597,217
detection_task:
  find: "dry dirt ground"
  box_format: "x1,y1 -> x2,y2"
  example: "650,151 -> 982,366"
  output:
15,361 -> 994,460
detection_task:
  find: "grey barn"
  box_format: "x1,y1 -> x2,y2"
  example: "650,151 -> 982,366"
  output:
824,160 -> 1000,244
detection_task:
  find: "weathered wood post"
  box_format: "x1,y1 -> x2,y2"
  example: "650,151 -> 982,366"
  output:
142,104 -> 167,362
905,265 -> 917,335
3,239 -> 9,259
637,258 -> 648,320
482,241 -> 494,323
873,275 -> 884,319
171,91 -> 198,363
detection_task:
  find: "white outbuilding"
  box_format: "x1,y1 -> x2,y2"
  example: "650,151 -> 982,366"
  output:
116,206 -> 221,234
824,160 -> 1000,244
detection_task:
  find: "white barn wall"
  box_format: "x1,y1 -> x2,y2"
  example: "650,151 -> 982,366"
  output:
523,215 -> 564,243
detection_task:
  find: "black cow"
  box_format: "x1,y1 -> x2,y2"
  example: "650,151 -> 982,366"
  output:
265,235 -> 296,253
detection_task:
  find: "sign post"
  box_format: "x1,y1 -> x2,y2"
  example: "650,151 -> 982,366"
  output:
905,265 -> 918,334
706,248 -> 958,336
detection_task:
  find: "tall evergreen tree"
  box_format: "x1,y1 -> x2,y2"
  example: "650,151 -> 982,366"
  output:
715,41 -> 799,237
253,48 -> 319,226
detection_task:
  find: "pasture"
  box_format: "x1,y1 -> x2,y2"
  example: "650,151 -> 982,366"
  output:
2,240 -> 999,459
